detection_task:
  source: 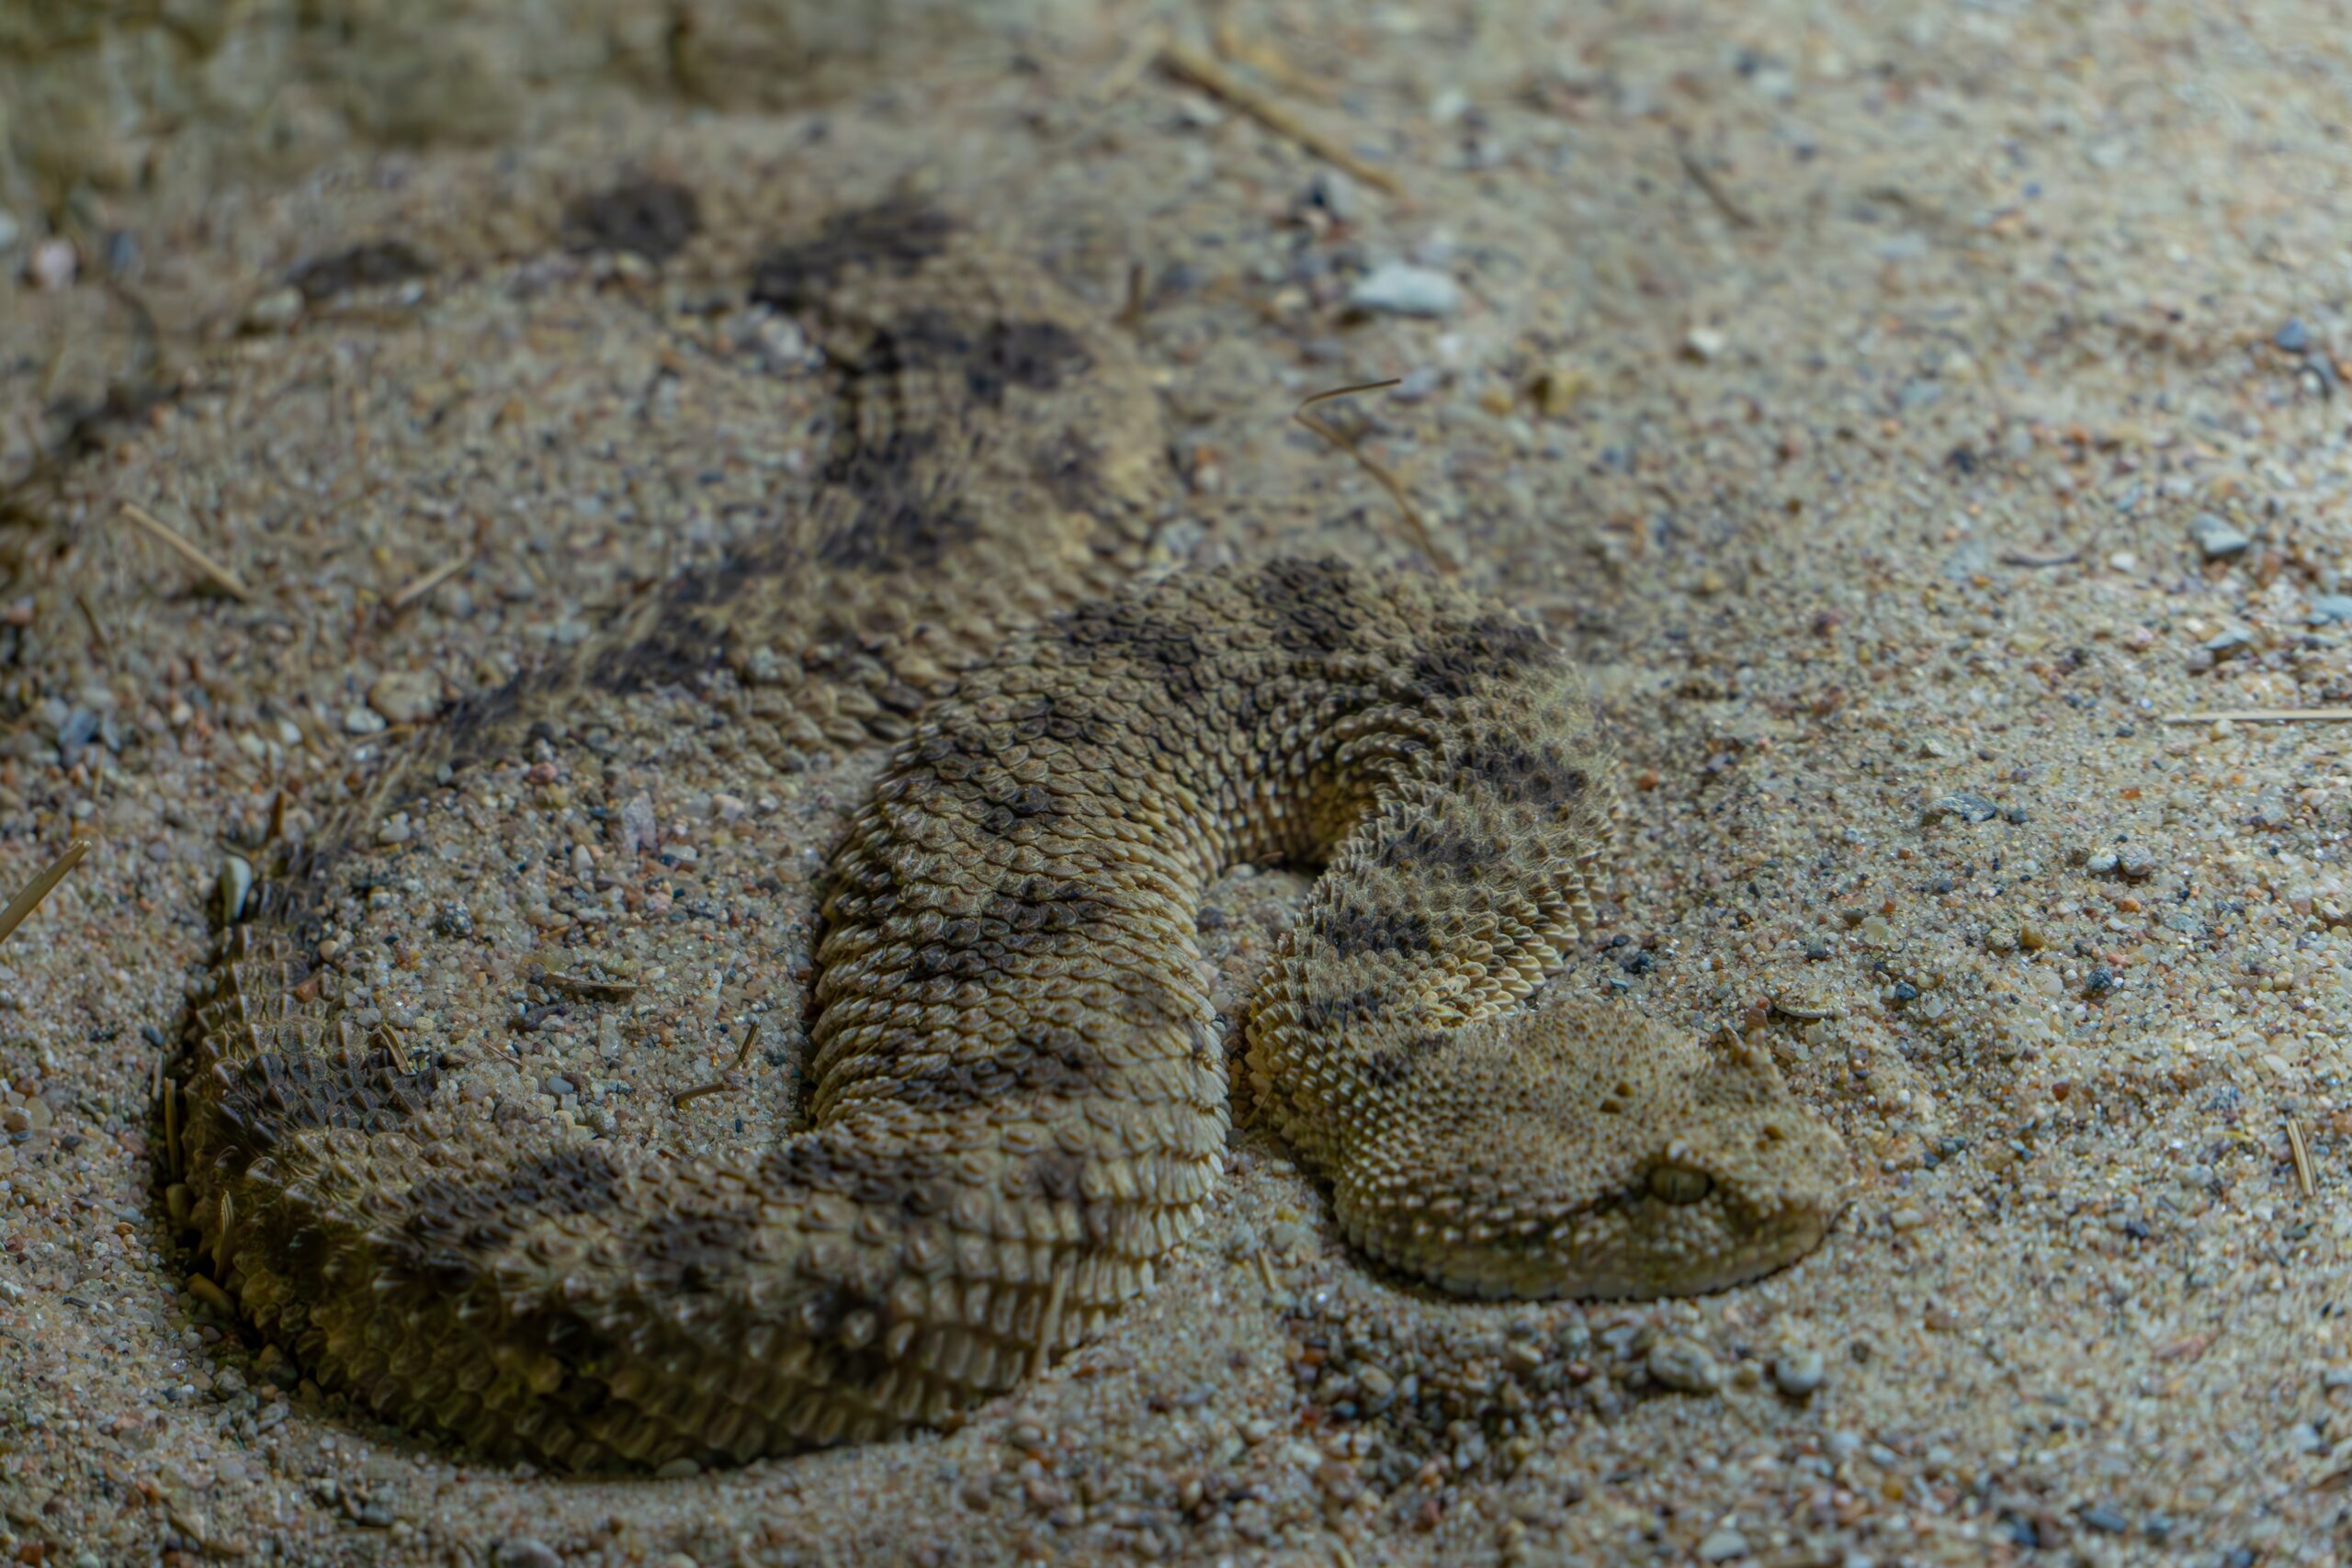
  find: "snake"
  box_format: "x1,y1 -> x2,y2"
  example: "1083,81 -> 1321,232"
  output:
175,200 -> 1851,1472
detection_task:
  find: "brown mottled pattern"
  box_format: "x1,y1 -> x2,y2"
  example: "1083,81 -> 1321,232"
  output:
179,208 -> 1849,1474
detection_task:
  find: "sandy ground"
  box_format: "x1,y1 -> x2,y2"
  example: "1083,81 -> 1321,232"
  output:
3,1 -> 2350,1563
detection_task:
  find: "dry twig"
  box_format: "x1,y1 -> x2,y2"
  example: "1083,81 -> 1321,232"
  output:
1088,21 -> 1168,107
0,838 -> 92,947
116,501 -> 254,603
389,548 -> 473,612
1159,41 -> 1404,197
1671,128 -> 1758,230
2287,1117 -> 2317,1199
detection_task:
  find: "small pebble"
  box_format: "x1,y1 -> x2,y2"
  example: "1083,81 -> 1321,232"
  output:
1771,1349 -> 1826,1397
618,793 -> 660,855
1696,1528 -> 1750,1561
343,705 -> 389,736
28,237 -> 76,290
1303,170 -> 1361,223
1646,1336 -> 1720,1393
1683,326 -> 1728,362
1924,792 -> 2000,825
2275,318 -> 2312,353
2188,513 -> 2250,559
2307,594 -> 2352,626
493,1541 -> 563,1568
242,286 -> 304,333
1350,261 -> 1462,317
368,671 -> 443,725
2080,1504 -> 2131,1534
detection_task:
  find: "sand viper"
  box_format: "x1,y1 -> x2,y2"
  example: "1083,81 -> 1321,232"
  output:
177,201 -> 1850,1472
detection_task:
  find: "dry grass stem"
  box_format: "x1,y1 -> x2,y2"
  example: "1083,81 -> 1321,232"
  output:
117,501 -> 254,602
1212,20 -> 1332,102
2161,708 -> 2352,726
0,837 -> 93,947
1294,379 -> 1450,572
1159,41 -> 1405,197
1088,21 -> 1168,107
2287,1118 -> 2316,1199
1672,128 -> 1758,229
390,548 -> 474,611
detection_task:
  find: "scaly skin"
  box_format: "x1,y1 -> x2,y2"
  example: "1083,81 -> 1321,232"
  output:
178,206 -> 1850,1474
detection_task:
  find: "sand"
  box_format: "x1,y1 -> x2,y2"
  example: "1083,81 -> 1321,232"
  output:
1,1 -> 2348,1563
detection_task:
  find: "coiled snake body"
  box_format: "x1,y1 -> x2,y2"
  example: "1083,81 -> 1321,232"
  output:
179,204 -> 1849,1471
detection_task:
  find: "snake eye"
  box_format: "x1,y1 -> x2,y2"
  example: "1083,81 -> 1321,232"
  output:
1645,1165 -> 1713,1206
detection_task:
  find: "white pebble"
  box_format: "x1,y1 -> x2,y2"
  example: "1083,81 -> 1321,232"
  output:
1350,261 -> 1462,317
27,238 -> 76,290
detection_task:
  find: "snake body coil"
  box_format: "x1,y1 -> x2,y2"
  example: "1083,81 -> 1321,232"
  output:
179,205 -> 1849,1472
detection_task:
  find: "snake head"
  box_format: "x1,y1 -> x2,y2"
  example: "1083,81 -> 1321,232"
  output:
1330,995 -> 1852,1301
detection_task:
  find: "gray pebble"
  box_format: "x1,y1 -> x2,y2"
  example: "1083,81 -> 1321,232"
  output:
2276,318 -> 2311,353
2201,627 -> 2253,659
343,705 -> 388,737
1771,1348 -> 1826,1396
2309,594 -> 2352,626
1924,792 -> 2000,825
368,671 -> 443,725
56,707 -> 101,768
1696,1527 -> 1750,1562
2188,513 -> 2250,559
1350,261 -> 1461,317
1645,1336 -> 1720,1394
618,793 -> 660,855
1941,539 -> 1991,580
1388,366 -> 1443,402
494,1542 -> 563,1568
2090,842 -> 2156,879
1303,170 -> 1361,223
2080,1504 -> 2131,1534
